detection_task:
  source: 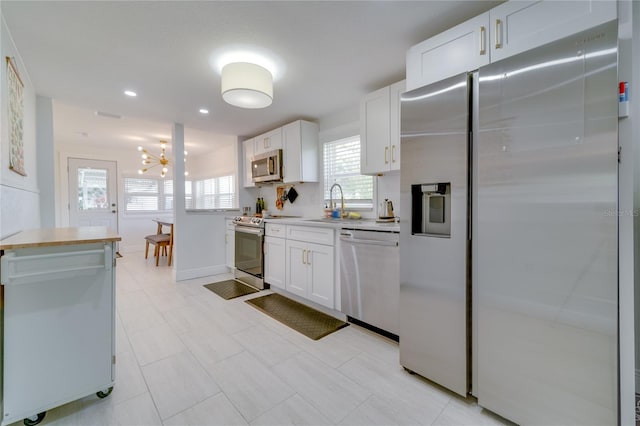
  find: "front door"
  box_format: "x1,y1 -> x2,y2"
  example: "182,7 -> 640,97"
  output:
68,158 -> 118,231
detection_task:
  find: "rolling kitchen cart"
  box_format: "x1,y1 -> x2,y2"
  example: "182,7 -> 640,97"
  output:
0,227 -> 120,426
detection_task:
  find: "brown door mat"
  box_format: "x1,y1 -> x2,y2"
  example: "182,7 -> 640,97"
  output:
245,293 -> 348,340
203,280 -> 259,300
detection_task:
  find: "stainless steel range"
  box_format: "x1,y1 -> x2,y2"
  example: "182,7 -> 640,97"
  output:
232,216 -> 265,290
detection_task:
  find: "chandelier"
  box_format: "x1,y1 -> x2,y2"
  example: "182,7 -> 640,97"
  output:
137,140 -> 188,178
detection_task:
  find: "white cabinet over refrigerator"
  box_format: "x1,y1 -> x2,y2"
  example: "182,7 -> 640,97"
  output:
360,80 -> 405,175
0,227 -> 121,426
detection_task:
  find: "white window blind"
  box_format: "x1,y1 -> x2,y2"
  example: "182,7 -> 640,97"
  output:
189,175 -> 236,209
124,177 -> 172,212
323,136 -> 373,209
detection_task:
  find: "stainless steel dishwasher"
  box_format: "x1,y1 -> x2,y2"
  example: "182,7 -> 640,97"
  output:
340,229 -> 399,338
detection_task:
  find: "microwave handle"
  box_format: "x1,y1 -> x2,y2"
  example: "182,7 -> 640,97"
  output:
269,157 -> 275,174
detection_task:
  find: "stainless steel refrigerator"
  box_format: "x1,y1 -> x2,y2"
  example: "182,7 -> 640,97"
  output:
399,72 -> 471,398
400,20 -> 618,425
475,20 -> 618,425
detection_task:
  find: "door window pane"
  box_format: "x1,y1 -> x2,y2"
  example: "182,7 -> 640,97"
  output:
77,168 -> 108,210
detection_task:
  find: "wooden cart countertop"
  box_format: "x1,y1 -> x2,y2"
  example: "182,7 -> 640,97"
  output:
0,227 -> 122,250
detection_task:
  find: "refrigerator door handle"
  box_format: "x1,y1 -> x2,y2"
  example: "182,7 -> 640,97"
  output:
494,19 -> 503,49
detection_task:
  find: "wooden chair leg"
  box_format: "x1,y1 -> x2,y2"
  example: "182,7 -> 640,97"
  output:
168,243 -> 173,267
155,245 -> 161,266
145,241 -> 150,259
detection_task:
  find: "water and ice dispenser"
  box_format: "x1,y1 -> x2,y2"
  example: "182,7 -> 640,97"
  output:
411,182 -> 451,237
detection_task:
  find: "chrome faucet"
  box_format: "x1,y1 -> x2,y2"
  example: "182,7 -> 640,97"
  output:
329,183 -> 345,217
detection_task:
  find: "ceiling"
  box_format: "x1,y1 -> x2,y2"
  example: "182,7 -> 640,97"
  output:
2,1 -> 501,151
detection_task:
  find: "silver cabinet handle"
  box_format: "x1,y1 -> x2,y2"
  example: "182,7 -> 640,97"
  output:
384,146 -> 389,164
391,145 -> 396,163
479,26 -> 486,55
306,250 -> 311,265
302,249 -> 307,265
495,19 -> 502,49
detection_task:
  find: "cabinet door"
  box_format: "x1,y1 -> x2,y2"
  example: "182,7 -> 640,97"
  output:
307,242 -> 335,309
255,128 -> 283,155
225,221 -> 235,269
264,236 -> 286,290
389,80 -> 405,172
283,120 -> 319,183
406,12 -> 490,91
285,240 -> 308,298
360,86 -> 390,175
243,138 -> 255,188
490,1 -> 616,63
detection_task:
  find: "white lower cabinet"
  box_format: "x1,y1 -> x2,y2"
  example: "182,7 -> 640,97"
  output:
225,219 -> 235,269
264,235 -> 286,289
285,239 -> 334,309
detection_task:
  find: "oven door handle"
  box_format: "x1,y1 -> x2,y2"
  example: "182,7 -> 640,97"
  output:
235,226 -> 264,236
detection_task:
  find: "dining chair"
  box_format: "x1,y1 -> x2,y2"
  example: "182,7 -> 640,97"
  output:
144,221 -> 174,266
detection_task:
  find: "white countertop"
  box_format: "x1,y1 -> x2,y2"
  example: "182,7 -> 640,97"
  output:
263,217 -> 400,232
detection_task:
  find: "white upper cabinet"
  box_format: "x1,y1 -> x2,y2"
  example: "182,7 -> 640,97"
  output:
406,12 -> 490,91
360,80 -> 405,175
489,0 -> 617,63
243,138 -> 255,188
254,127 -> 283,155
388,80 -> 404,172
407,1 -> 616,91
282,120 -> 319,183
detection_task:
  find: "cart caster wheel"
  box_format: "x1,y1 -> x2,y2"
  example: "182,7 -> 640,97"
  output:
96,386 -> 114,399
23,412 -> 46,426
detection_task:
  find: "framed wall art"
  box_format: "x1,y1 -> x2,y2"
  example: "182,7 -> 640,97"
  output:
7,56 -> 25,176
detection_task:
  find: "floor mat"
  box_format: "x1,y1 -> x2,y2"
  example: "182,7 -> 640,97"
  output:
203,280 -> 259,300
245,293 -> 348,340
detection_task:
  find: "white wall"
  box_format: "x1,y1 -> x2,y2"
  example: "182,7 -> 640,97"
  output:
618,3 -> 637,421
0,15 -> 39,238
36,95 -> 55,228
633,0 -> 640,397
173,126 -> 239,281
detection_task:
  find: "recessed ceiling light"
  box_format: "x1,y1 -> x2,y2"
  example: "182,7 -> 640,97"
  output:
199,109 -> 209,114
124,90 -> 137,97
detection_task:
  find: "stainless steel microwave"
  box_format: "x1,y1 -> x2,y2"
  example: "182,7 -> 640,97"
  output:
252,149 -> 283,183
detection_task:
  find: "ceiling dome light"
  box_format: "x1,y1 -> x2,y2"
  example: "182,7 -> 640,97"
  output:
221,62 -> 273,109
199,109 -> 209,114
124,90 -> 137,97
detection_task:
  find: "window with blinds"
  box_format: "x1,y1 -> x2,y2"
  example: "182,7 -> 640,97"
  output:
188,175 -> 236,209
323,136 -> 373,209
124,177 -> 167,212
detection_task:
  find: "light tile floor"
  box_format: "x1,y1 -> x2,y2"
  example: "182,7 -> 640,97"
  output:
13,254 -> 509,426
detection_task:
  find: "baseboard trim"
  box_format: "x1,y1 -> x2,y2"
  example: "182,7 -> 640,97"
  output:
176,264 -> 228,281
635,369 -> 640,394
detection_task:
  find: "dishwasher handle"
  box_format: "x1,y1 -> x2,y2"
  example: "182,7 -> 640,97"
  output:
340,234 -> 398,247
